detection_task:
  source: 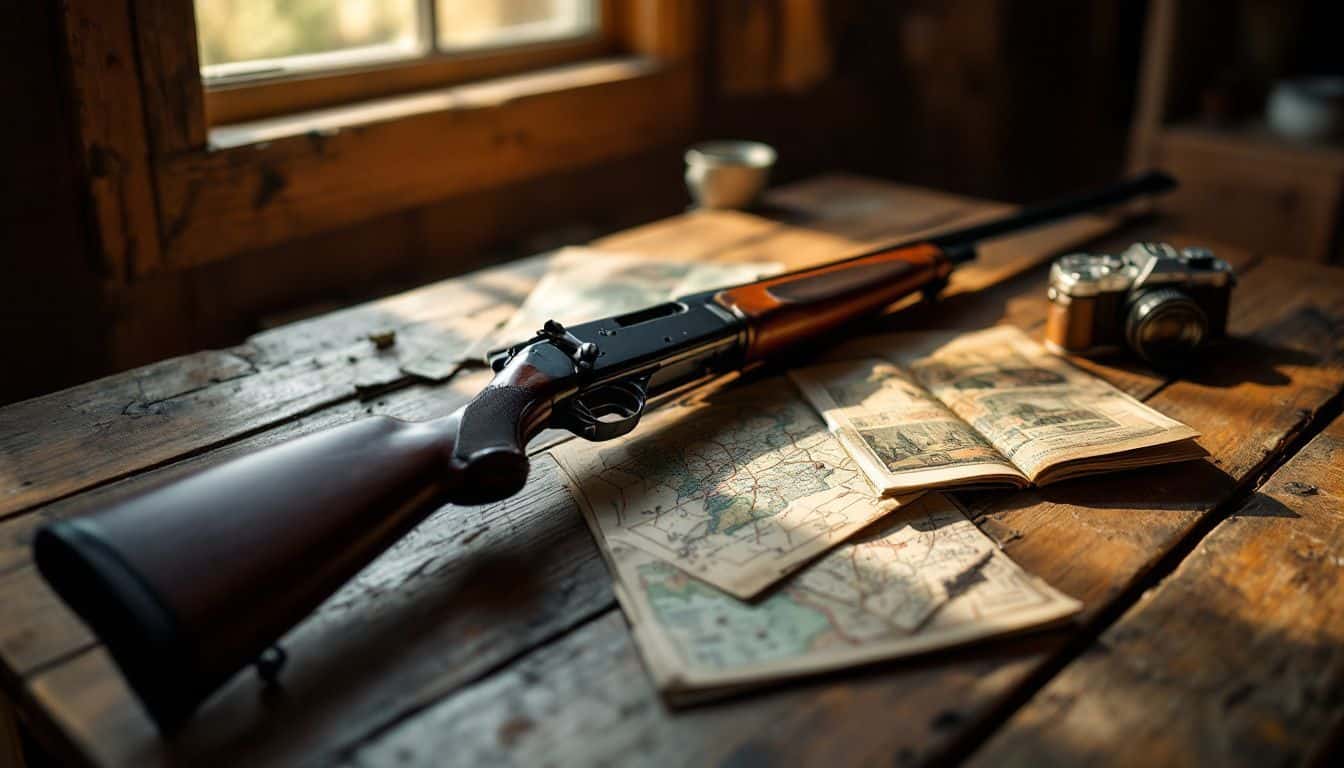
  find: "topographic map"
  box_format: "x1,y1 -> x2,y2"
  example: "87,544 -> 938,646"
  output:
550,378 -> 911,599
603,494 -> 1081,698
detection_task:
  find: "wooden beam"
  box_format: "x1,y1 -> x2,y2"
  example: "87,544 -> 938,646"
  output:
154,58 -> 694,268
1127,0 -> 1177,173
621,0 -> 700,61
1,694 -> 25,768
130,0 -> 207,154
59,0 -> 163,277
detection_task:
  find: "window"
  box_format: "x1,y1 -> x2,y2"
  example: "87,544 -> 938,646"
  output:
60,0 -> 695,276
436,0 -> 600,51
197,0 -> 424,81
197,0 -> 610,124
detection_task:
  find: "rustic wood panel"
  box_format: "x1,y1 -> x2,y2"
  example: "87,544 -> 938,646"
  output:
329,256 -> 1344,767
975,411 -> 1344,767
130,0 -> 206,154
59,0 -> 162,277
0,177 -> 1128,766
157,59 -> 694,268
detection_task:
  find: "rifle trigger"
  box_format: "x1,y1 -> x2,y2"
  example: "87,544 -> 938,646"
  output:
554,374 -> 650,442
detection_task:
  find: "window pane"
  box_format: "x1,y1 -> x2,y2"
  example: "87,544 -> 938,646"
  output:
196,0 -> 422,80
436,0 -> 598,51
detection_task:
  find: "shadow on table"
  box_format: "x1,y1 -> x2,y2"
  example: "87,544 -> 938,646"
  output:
162,477 -> 607,765
1179,303 -> 1338,388
1078,335 -> 1324,389
961,460 -> 1299,522
606,574 -> 1343,767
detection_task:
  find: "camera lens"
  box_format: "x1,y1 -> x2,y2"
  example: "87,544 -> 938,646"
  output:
1125,288 -> 1208,369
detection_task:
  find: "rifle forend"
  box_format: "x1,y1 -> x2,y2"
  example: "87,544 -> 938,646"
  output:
33,340 -> 577,730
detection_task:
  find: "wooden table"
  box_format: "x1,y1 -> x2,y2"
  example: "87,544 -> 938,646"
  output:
2,176 -> 1342,767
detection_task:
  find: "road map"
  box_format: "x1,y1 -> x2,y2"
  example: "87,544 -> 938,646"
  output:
550,375 -> 1081,697
550,377 -> 913,599
600,494 -> 1081,699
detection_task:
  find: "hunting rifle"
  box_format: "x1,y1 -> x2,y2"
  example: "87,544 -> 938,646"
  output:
34,172 -> 1176,730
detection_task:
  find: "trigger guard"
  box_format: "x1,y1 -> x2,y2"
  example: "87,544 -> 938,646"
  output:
555,379 -> 648,441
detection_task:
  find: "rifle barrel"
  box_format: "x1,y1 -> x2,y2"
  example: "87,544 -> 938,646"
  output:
928,170 -> 1177,261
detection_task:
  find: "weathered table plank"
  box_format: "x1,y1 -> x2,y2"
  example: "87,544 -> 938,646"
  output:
0,177 -> 1014,523
329,256 -> 1344,767
0,178 -> 1034,681
0,178 -> 1119,767
0,277 -> 510,520
0,375 -> 485,680
20,176 -> 1333,767
971,413 -> 1344,767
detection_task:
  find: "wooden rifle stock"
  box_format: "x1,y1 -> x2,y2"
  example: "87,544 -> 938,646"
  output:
34,341 -> 576,730
33,171 -> 1177,731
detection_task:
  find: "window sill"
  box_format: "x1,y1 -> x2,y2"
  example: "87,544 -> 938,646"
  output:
154,55 -> 693,269
204,33 -> 616,128
208,56 -> 661,149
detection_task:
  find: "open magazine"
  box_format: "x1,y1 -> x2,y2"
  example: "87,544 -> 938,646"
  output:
790,326 -> 1206,494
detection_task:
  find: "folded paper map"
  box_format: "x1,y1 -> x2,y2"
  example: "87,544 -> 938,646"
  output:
469,247 -> 781,360
790,326 -> 1206,494
551,374 -> 1080,701
550,377 -> 916,599
577,491 -> 1080,701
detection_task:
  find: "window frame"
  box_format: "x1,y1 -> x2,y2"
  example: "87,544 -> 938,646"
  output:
203,0 -> 621,125
60,0 -> 698,278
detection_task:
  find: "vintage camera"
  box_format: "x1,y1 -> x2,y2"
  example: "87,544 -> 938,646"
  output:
1045,242 -> 1236,368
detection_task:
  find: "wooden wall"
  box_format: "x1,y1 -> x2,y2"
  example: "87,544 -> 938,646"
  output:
96,147 -> 691,380
0,0 -> 690,405
0,1 -> 1146,405
1,1 -> 106,403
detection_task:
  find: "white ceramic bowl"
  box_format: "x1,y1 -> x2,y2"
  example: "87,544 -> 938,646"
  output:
1267,77 -> 1344,141
684,140 -> 777,210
